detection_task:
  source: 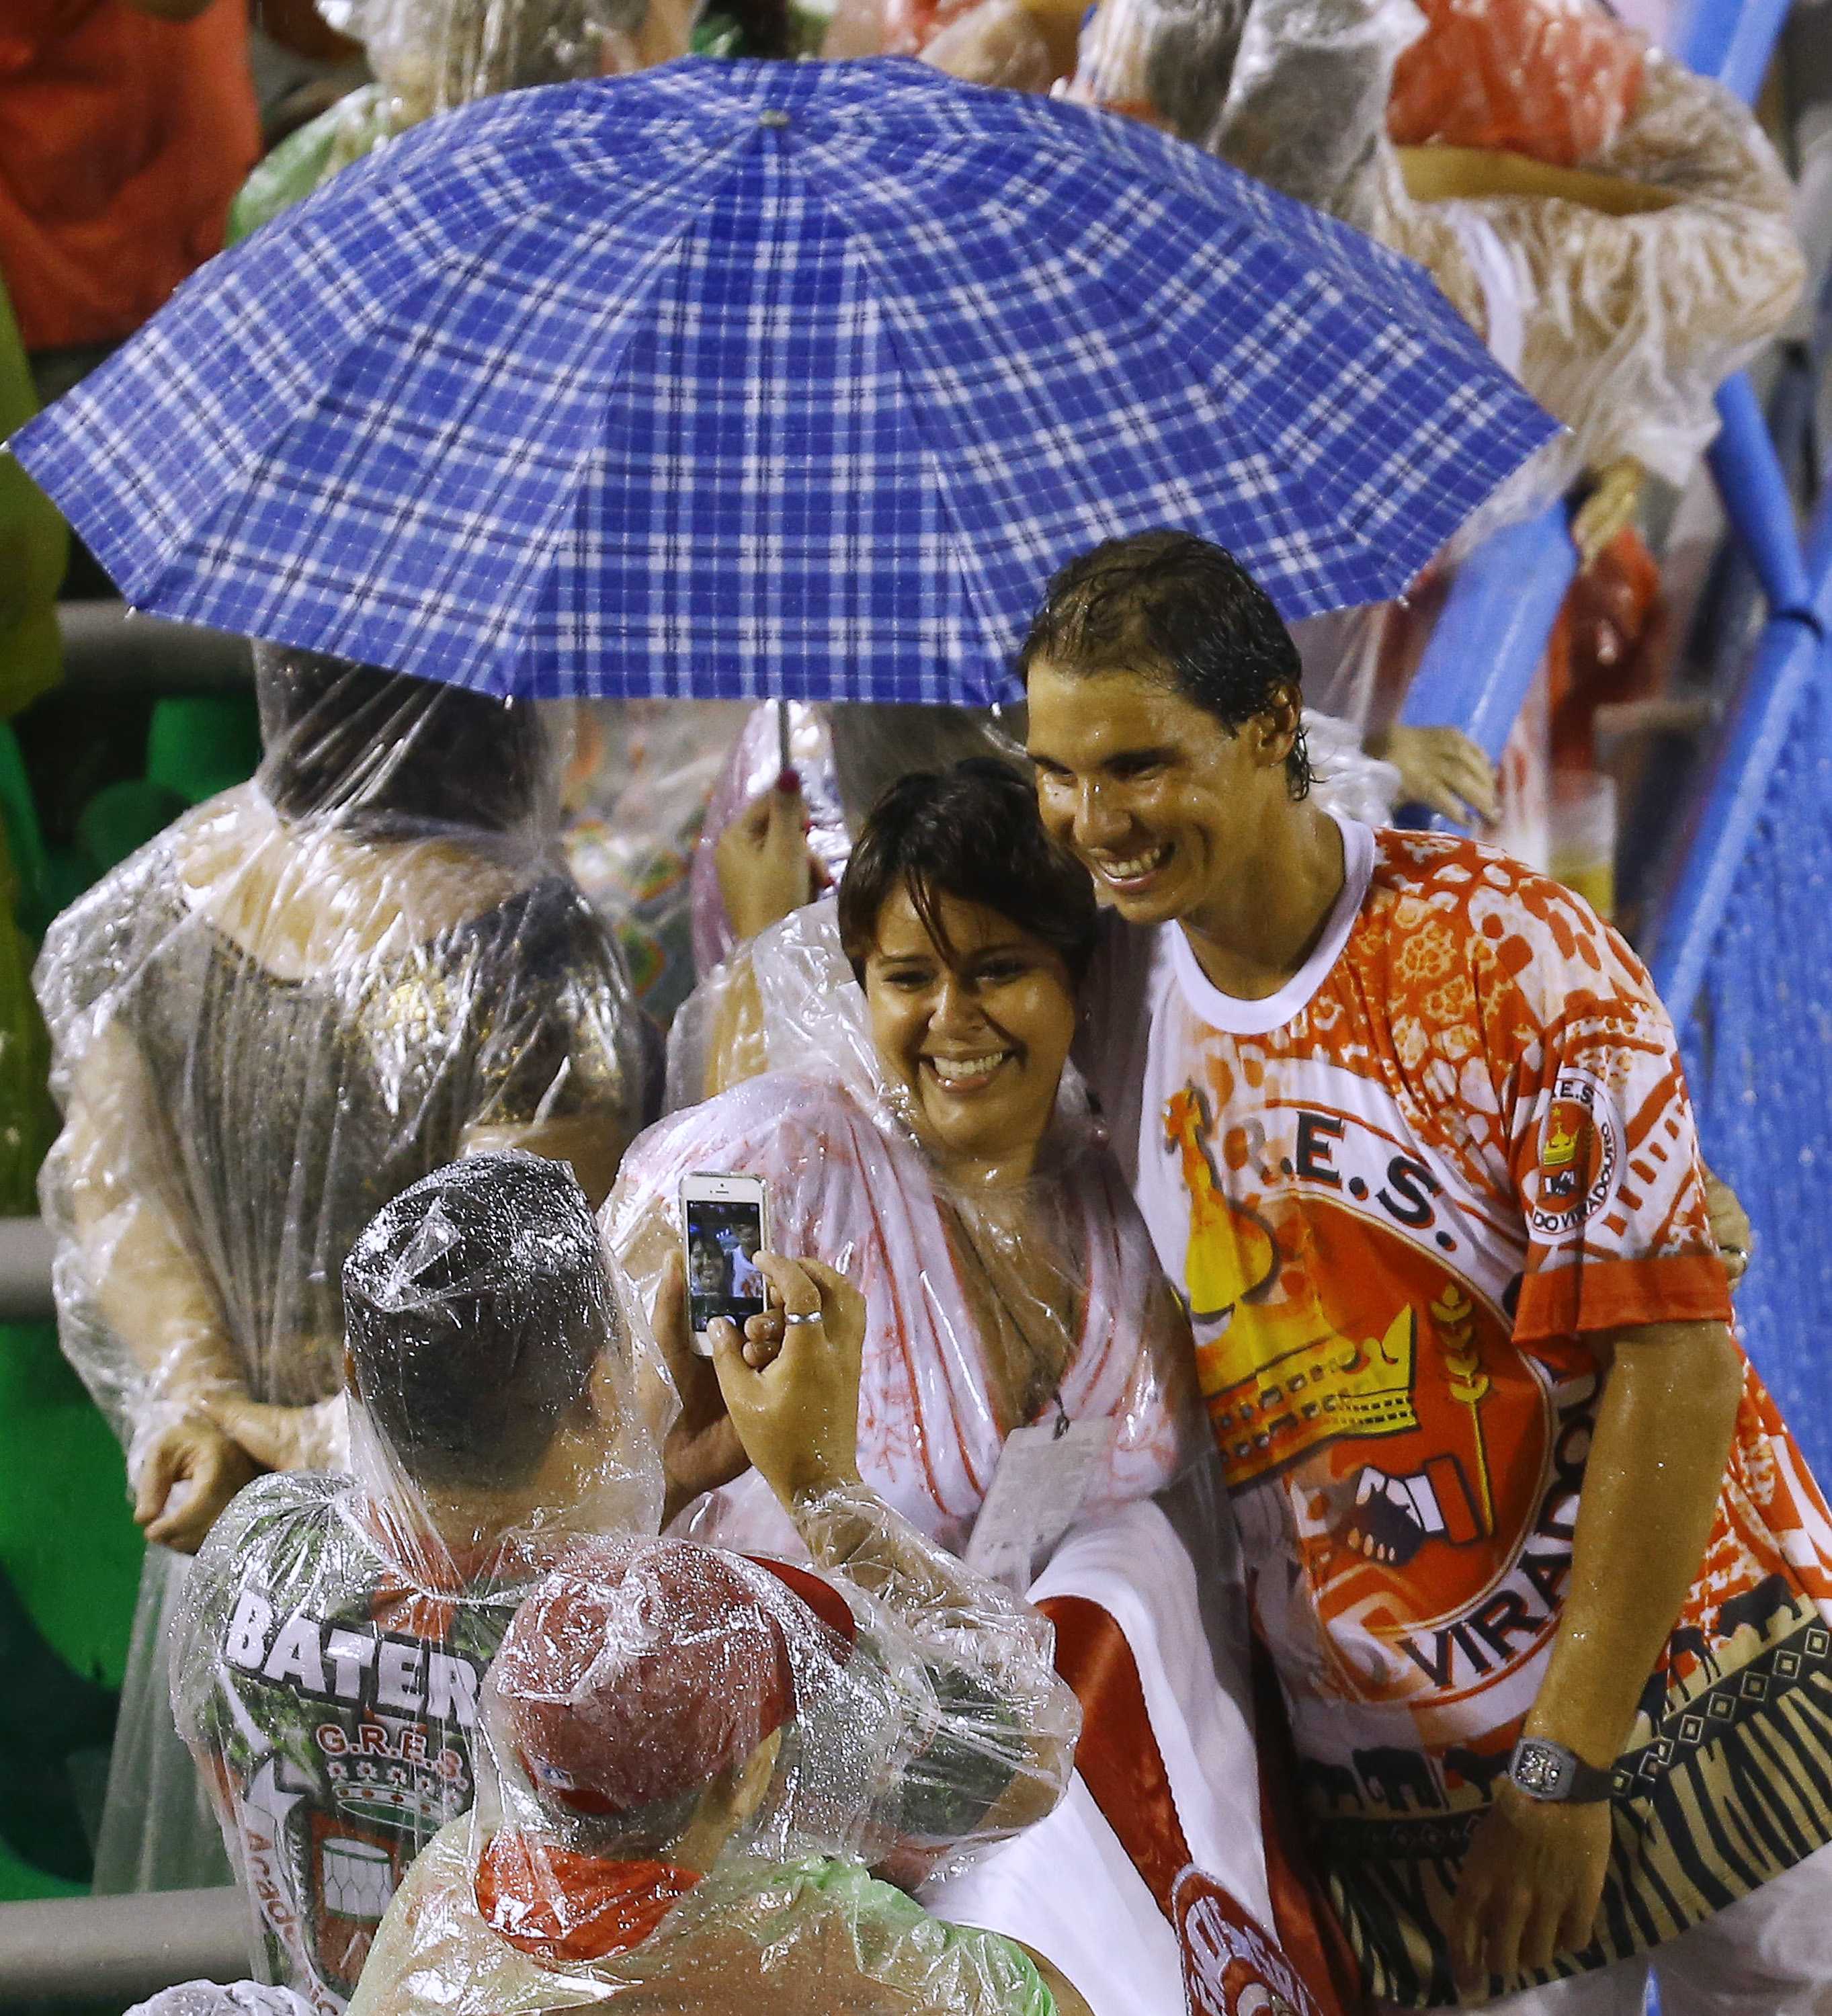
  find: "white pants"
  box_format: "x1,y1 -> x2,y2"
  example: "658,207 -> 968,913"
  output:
1473,1839 -> 1832,2015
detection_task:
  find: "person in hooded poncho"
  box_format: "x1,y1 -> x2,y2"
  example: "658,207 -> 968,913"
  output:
173,1153 -> 665,2011
349,1503 -> 1086,2016
36,642 -> 649,1890
350,1532 -> 1089,2016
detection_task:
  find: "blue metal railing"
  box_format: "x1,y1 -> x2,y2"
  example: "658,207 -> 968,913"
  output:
1397,503 -> 1577,763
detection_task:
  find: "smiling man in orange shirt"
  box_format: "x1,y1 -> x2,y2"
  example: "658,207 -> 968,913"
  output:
1023,529 -> 1832,2014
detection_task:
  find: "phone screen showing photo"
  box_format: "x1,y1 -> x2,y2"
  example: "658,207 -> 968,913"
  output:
683,1195 -> 767,1336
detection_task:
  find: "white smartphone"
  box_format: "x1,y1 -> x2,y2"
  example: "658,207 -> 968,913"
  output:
679,1171 -> 771,1357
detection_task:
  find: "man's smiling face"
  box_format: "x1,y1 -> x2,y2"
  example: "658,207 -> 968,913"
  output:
1024,663 -> 1283,929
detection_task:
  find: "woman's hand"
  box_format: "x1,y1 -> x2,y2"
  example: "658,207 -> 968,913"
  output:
711,1253 -> 865,1509
1370,724 -> 1501,827
134,1418 -> 259,1553
652,1248 -> 750,1513
715,780 -> 817,941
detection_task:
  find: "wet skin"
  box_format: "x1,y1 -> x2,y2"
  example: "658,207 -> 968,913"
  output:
860,884 -> 1077,1189
1024,663 -> 1341,1001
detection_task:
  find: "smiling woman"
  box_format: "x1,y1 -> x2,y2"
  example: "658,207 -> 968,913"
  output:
836,761 -> 1091,1188
603,761 -> 1198,1568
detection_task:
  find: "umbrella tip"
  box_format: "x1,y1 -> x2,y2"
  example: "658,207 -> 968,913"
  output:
757,109 -> 791,129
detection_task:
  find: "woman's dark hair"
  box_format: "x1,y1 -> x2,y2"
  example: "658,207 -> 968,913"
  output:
1016,530 -> 1311,798
343,1153 -> 613,1492
254,642 -> 550,836
837,758 -> 1097,986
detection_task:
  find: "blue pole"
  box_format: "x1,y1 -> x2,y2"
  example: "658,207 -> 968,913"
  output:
1397,501 -> 1578,781
1676,0 -> 1789,99
1705,376 -> 1818,620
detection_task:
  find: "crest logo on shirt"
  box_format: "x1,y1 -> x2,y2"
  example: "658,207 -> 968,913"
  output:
1175,1867 -> 1321,2016
1528,1068 -> 1622,1245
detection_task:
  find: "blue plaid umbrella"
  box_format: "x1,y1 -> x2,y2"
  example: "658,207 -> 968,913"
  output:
11,59 -> 1555,704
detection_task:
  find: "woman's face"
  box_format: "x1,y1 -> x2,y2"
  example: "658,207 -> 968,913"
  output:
862,883 -> 1077,1181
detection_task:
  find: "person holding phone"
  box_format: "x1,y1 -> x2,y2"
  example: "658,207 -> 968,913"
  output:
606,759 -> 1200,1569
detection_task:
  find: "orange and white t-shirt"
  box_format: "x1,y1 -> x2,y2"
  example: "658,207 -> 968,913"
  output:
1092,819 -> 1832,2004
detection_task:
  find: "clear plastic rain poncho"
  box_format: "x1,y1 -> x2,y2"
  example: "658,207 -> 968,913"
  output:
1063,0 -> 1804,488
690,700 -> 1396,974
562,700 -> 749,1030
230,0 -> 673,241
347,1525 -> 1079,2015
126,1986 -> 316,2016
690,703 -> 1022,980
171,1153 -> 667,2012
614,900 -> 1201,1583
36,644 -> 647,1894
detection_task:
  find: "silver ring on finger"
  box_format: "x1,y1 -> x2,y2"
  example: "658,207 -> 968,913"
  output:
781,1309 -> 822,1327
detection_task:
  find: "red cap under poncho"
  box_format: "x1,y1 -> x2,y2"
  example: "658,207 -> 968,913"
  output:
493,1538 -> 855,1820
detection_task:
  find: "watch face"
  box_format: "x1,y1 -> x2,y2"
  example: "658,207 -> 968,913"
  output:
1512,1740 -> 1572,1798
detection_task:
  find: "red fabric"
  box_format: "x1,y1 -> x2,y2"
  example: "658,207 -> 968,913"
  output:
1040,1594 -> 1191,1917
0,0 -> 259,351
1387,0 -> 1643,169
1551,528 -> 1666,773
474,1832 -> 701,1964
1513,1250 -> 1733,1345
1038,1593 -> 1361,2015
751,1552 -> 861,1650
880,0 -> 979,55
1247,1640 -> 1369,2016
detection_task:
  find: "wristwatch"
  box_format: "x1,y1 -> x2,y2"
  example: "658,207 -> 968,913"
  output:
1507,1737 -> 1616,1804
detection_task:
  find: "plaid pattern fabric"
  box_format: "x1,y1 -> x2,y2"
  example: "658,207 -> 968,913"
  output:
11,59 -> 1557,704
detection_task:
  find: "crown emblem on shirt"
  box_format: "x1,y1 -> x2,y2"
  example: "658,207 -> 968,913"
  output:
1200,1306 -> 1421,1480
1541,1118 -> 1582,1169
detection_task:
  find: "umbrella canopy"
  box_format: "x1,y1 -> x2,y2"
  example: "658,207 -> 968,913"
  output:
10,58 -> 1556,704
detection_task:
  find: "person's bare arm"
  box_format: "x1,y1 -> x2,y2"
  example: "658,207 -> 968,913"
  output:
1449,1316 -> 1743,1983
1020,1945 -> 1095,2016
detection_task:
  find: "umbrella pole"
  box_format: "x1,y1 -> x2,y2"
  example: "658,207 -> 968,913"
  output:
776,696 -> 792,788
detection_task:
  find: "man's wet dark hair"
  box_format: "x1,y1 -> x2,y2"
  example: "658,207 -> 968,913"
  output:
343,1153 -> 613,1491
1016,530 -> 1312,798
837,757 -> 1097,986
255,642 -> 550,836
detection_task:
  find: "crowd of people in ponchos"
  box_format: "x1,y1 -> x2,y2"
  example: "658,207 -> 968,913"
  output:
36,524 -> 1832,2016
7,0 -> 1832,2009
